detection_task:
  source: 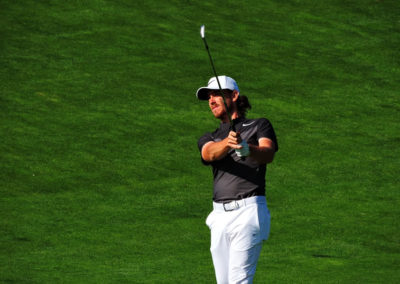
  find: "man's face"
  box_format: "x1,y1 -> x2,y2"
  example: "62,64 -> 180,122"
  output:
208,90 -> 234,119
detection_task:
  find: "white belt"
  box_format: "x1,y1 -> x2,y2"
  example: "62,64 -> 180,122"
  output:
213,196 -> 266,212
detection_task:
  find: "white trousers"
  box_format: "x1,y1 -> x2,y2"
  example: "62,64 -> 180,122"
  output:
206,196 -> 270,284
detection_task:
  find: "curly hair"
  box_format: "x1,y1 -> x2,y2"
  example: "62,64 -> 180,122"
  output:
237,95 -> 252,117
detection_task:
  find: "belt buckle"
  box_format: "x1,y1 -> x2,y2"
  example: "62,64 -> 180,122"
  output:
223,201 -> 239,212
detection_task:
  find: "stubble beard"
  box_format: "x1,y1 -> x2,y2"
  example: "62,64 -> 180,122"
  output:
212,104 -> 232,121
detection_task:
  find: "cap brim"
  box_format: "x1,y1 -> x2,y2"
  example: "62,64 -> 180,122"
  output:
196,87 -> 238,100
196,87 -> 213,100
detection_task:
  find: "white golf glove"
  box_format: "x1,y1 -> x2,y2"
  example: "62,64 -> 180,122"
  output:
235,140 -> 250,157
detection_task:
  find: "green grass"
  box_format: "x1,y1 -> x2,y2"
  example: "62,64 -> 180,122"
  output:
1,0 -> 399,283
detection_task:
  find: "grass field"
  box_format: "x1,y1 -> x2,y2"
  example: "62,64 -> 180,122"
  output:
1,0 -> 399,283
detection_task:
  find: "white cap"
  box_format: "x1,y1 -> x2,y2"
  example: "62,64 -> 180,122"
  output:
196,75 -> 240,100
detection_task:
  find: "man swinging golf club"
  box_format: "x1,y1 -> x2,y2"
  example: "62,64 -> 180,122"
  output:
197,25 -> 278,284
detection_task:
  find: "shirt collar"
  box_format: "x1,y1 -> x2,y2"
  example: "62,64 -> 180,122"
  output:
220,117 -> 245,128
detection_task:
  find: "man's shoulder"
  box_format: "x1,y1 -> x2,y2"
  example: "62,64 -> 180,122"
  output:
198,131 -> 212,141
198,126 -> 219,142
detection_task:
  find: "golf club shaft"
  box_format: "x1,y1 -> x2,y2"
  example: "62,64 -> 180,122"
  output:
202,37 -> 236,132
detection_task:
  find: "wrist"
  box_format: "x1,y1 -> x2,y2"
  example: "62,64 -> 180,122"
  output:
236,140 -> 250,157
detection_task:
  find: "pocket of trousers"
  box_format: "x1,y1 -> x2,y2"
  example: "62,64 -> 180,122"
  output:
205,210 -> 215,229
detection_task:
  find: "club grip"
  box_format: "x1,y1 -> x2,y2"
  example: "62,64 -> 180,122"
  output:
231,125 -> 245,161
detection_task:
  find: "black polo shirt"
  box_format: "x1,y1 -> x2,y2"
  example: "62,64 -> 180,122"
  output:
198,117 -> 278,203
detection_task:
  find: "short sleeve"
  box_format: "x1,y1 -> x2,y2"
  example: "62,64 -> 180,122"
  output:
257,118 -> 278,152
198,133 -> 214,165
198,132 -> 214,151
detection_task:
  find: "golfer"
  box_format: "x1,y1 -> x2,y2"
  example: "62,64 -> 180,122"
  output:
196,76 -> 278,283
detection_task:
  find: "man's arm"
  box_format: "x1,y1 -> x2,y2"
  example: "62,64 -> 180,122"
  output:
201,131 -> 243,162
202,133 -> 276,163
201,138 -> 230,162
248,138 -> 276,164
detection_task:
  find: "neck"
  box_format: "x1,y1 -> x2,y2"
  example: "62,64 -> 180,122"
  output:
220,111 -> 239,123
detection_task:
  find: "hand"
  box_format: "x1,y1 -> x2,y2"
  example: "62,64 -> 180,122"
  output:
235,140 -> 250,157
227,131 -> 250,158
227,131 -> 242,149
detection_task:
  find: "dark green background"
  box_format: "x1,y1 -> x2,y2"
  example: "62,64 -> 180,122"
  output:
1,0 -> 399,282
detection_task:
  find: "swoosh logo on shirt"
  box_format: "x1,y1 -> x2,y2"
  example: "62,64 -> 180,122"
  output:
242,121 -> 256,127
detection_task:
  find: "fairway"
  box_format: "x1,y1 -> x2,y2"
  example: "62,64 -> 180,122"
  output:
1,0 -> 399,283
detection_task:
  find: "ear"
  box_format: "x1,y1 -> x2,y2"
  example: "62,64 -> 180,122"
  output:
232,90 -> 240,102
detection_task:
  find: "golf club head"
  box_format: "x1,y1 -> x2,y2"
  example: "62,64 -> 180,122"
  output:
200,25 -> 205,38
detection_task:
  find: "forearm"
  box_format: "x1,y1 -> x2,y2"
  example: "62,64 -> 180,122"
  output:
249,144 -> 275,164
201,138 -> 230,162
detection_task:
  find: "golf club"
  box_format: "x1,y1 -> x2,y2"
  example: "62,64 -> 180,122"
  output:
200,25 -> 236,132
